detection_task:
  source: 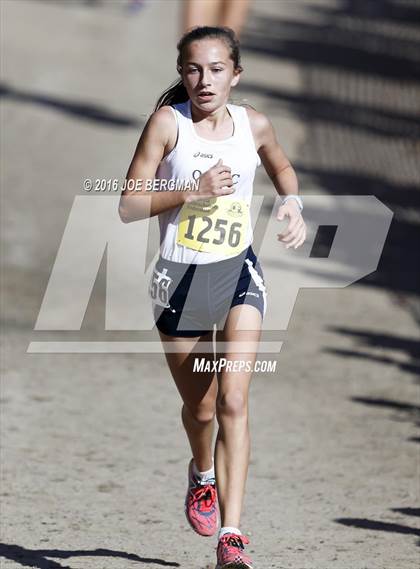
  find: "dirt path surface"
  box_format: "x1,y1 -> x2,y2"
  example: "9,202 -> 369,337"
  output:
1,1 -> 419,568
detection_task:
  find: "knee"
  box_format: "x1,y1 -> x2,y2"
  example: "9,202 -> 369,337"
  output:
216,390 -> 248,420
183,402 -> 216,424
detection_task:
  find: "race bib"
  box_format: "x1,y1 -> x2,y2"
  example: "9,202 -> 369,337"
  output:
176,197 -> 249,255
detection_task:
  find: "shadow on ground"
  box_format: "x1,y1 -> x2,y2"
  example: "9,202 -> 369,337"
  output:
240,2 -> 420,552
336,516 -> 420,547
0,82 -> 143,128
0,543 -> 180,568
239,0 -> 420,323
324,327 -> 420,382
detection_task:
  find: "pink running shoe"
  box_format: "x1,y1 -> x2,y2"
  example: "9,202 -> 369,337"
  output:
184,458 -> 219,536
216,532 -> 254,569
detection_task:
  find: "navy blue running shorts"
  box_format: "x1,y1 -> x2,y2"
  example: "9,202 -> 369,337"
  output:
148,245 -> 267,337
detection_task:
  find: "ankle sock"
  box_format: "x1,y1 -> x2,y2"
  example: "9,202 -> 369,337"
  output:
219,526 -> 241,539
192,457 -> 215,482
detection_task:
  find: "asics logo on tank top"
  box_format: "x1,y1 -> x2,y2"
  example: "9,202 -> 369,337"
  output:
193,151 -> 214,159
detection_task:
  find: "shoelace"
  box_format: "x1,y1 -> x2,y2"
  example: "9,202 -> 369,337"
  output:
220,533 -> 250,550
190,482 -> 217,507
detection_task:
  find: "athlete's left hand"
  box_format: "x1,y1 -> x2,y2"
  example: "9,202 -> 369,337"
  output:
276,201 -> 307,249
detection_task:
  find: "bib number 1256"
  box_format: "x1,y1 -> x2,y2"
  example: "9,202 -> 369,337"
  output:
176,198 -> 249,254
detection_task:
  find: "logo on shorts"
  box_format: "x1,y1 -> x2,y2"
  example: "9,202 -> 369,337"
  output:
149,267 -> 175,309
193,151 -> 214,159
227,201 -> 245,218
239,291 -> 260,298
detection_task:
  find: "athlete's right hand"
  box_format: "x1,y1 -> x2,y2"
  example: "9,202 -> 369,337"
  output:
185,159 -> 235,203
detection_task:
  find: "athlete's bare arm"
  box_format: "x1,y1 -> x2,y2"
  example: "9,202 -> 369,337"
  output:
119,107 -> 234,223
245,106 -> 306,249
119,107 -> 186,222
245,106 -> 299,204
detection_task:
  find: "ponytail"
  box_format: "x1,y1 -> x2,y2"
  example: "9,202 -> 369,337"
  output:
154,79 -> 189,112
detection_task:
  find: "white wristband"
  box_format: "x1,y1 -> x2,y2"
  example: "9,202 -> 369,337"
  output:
281,194 -> 303,211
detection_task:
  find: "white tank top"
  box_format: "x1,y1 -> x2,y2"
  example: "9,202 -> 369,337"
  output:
155,98 -> 261,264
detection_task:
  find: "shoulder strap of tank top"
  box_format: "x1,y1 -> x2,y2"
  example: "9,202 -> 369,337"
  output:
167,104 -> 179,131
171,100 -> 192,141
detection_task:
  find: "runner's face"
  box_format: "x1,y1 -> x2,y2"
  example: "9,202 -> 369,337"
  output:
180,39 -> 240,109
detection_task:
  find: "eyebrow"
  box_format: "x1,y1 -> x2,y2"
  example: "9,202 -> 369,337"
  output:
185,61 -> 227,66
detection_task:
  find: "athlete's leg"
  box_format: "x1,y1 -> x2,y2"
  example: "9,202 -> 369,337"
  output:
220,0 -> 251,38
158,329 -> 218,471
214,304 -> 262,528
182,0 -> 222,33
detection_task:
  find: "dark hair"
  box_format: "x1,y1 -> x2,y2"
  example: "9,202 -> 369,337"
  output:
154,26 -> 243,111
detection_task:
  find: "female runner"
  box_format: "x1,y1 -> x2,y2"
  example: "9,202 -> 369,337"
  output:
119,26 -> 306,569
